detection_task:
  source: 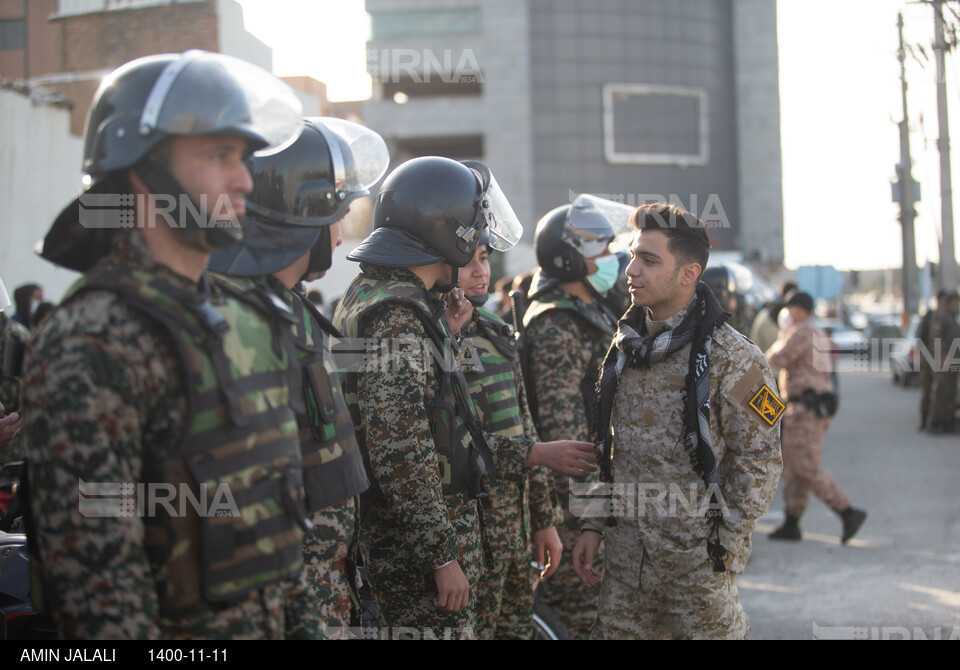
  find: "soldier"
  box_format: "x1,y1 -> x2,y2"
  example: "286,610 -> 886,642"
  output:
456,233 -> 564,639
21,51 -> 319,639
0,277 -> 28,459
765,291 -> 867,542
927,291 -> 960,434
208,117 -> 390,637
573,202 -> 783,640
917,290 -> 947,431
522,194 -> 631,639
332,157 -> 595,639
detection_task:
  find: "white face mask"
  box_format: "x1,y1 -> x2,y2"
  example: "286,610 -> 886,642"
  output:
778,309 -> 793,330
30,299 -> 41,316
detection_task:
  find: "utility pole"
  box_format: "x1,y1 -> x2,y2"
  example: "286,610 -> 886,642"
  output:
897,12 -> 920,316
933,0 -> 959,290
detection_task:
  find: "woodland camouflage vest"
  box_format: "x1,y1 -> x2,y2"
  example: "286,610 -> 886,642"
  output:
256,277 -> 368,511
70,263 -> 309,610
334,272 -> 489,499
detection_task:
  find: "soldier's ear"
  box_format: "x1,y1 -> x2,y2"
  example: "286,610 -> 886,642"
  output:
681,262 -> 702,287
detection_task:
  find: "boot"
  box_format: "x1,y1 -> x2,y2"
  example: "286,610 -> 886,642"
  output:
840,507 -> 867,544
769,514 -> 801,540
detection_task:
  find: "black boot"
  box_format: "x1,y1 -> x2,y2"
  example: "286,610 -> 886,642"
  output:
840,507 -> 867,544
770,514 -> 801,540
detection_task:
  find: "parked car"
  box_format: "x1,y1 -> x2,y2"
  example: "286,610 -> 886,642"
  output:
816,318 -> 868,356
890,315 -> 921,386
862,315 -> 903,361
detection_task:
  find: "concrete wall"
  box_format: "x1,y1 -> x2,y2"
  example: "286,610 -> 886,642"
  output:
733,0 -> 783,264
0,88 -> 84,303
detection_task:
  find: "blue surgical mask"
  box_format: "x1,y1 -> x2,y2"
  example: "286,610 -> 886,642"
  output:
587,255 -> 620,293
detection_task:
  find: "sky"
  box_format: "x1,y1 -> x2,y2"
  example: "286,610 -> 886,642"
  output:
233,0 -> 960,273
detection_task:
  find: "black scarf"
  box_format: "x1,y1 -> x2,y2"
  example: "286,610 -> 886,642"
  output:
594,282 -> 731,571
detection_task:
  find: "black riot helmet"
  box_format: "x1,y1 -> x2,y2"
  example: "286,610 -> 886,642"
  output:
208,117 -> 389,278
348,156 -> 522,268
701,265 -> 737,304
39,50 -> 303,272
534,194 -> 624,282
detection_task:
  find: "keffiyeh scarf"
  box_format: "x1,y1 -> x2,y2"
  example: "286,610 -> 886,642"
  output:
594,282 -> 731,571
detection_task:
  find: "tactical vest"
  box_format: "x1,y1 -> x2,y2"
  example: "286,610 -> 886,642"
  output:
256,277 -> 368,511
68,263 -> 308,610
522,291 -> 617,429
463,309 -> 524,439
334,273 -> 491,500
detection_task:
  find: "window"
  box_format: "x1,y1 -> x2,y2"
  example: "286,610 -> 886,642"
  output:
602,84 -> 709,167
0,20 -> 26,51
370,9 -> 480,39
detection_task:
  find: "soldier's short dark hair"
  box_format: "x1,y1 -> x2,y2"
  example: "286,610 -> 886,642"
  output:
630,202 -> 711,270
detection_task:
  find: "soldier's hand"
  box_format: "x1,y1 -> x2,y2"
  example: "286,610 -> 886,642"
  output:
573,531 -> 603,586
525,440 -> 598,476
0,410 -> 21,451
442,287 -> 472,335
533,526 -> 562,581
433,560 -> 470,613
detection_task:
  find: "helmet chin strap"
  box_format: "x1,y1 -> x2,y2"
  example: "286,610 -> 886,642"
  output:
300,226 -> 333,283
433,265 -> 459,294
133,153 -> 242,251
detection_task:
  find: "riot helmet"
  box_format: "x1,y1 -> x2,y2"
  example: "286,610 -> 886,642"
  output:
348,156 -> 521,269
701,265 -> 737,304
39,50 -> 304,272
534,194 -> 633,282
208,117 -> 389,278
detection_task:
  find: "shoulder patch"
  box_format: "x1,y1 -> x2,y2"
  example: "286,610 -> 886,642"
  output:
748,384 -> 785,426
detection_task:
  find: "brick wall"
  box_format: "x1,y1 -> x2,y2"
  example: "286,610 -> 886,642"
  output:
49,0 -> 219,133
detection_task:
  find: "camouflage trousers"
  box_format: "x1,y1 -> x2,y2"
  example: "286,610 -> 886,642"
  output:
303,498 -> 360,639
474,552 -> 540,639
368,588 -> 477,640
928,369 -> 958,428
536,519 -> 601,640
919,360 -> 934,426
780,407 -> 849,517
591,562 -> 749,640
157,574 -> 324,640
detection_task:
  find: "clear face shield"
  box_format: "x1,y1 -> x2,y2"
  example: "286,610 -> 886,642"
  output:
310,117 -> 390,203
460,160 -> 523,251
565,193 -> 637,257
136,50 -> 304,154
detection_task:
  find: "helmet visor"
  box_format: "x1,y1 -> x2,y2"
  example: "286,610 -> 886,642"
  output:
308,117 -> 390,197
461,160 -> 522,251
568,193 -> 636,256
138,50 -> 303,152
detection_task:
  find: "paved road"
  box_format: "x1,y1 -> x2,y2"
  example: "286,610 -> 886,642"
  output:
740,368 -> 960,640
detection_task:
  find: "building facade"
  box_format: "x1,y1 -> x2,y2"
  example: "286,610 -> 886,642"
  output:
363,0 -> 784,267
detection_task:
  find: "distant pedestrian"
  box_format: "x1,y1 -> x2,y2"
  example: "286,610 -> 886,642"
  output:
12,283 -> 42,330
917,290 -> 947,431
926,291 -> 960,434
766,291 -> 867,544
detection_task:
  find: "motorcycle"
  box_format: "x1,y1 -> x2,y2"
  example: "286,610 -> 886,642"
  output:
0,461 -> 57,640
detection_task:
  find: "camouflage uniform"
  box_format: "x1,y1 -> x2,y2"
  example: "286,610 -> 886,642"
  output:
522,278 -> 617,639
927,306 -> 960,431
333,265 -> 535,639
459,307 -> 563,640
916,309 -> 937,427
767,318 -> 849,517
0,312 -> 30,461
253,276 -> 369,639
588,299 -> 783,640
21,232 -> 323,639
